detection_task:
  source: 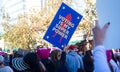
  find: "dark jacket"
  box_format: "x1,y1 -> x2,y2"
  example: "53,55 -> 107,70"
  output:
42,52 -> 68,72
83,50 -> 94,72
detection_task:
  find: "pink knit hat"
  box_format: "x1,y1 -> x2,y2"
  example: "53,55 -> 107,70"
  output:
106,50 -> 112,62
0,52 -> 5,56
37,48 -> 51,59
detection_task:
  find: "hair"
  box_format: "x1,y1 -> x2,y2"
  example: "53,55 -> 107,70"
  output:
89,40 -> 94,46
0,62 -> 4,66
50,50 -> 61,61
23,52 -> 44,72
89,40 -> 94,49
13,51 -> 23,58
108,62 -> 114,72
75,41 -> 86,54
111,51 -> 118,65
4,53 -> 9,59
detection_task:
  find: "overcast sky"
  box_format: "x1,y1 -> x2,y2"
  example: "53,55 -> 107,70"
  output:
97,0 -> 120,49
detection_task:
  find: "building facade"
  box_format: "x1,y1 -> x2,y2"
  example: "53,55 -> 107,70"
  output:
1,0 -> 49,24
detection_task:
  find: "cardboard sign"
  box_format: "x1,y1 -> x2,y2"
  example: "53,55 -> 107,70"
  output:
43,2 -> 83,49
97,0 -> 120,49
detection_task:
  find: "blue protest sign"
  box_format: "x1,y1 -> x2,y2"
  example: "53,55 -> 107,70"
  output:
43,2 -> 83,49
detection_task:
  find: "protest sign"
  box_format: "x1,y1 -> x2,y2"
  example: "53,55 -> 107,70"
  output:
97,0 -> 120,49
43,2 -> 83,49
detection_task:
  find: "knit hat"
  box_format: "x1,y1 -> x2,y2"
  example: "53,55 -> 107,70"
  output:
0,55 -> 4,63
106,50 -> 112,62
69,45 -> 76,50
0,52 -> 5,56
37,48 -> 51,59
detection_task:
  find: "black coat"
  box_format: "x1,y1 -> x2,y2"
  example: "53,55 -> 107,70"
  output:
41,52 -> 69,72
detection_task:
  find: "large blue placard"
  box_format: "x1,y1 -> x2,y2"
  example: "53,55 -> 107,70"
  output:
43,2 -> 83,49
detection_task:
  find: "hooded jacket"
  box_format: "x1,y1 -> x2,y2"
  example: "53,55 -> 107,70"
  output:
66,51 -> 84,72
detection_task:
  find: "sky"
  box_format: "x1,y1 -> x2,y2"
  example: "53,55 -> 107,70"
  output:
97,0 -> 120,49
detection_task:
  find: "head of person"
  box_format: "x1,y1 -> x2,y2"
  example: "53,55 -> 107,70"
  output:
69,45 -> 77,51
76,42 -> 82,53
13,51 -> 23,58
80,40 -> 86,51
12,52 -> 44,72
89,40 -> 94,50
0,55 -> 4,66
37,48 -> 51,59
85,42 -> 91,51
4,53 -> 9,59
50,49 -> 61,61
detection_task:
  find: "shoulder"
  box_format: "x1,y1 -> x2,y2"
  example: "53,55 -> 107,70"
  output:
110,59 -> 117,66
5,66 -> 13,70
0,66 -> 13,72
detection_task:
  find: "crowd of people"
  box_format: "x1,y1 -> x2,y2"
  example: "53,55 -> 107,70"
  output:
0,21 -> 120,72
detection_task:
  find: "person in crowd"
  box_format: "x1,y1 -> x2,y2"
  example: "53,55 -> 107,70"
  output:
13,51 -> 23,58
4,53 -> 10,66
110,50 -> 120,72
89,40 -> 94,51
0,55 -> 13,72
92,20 -> 111,72
115,50 -> 120,69
83,50 -> 94,72
9,54 -> 13,68
0,48 -> 4,56
106,50 -> 114,72
82,40 -> 94,72
76,41 -> 86,58
12,52 -> 45,72
37,48 -> 51,72
48,48 -> 68,72
37,48 -> 51,60
66,45 -> 84,72
106,49 -> 120,72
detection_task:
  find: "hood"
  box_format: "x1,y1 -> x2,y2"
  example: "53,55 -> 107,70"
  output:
68,51 -> 78,56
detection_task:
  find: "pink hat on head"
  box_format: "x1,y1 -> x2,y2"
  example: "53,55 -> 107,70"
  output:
106,50 -> 112,62
37,48 -> 51,59
69,45 -> 76,50
0,52 -> 4,56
